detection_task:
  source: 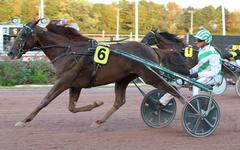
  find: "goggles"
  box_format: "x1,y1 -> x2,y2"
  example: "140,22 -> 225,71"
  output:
197,39 -> 205,43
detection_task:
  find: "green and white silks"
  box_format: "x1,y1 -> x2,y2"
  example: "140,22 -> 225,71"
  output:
190,45 -> 222,78
190,45 -> 222,96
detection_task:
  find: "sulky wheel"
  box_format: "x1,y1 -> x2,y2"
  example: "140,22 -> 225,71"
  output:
141,89 -> 176,128
236,78 -> 240,96
212,77 -> 227,96
182,95 -> 220,137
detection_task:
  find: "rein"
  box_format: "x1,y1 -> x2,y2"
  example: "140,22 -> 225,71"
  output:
29,43 -> 93,63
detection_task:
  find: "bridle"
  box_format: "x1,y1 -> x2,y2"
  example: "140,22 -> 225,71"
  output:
145,31 -> 172,49
16,25 -> 34,57
144,31 -> 160,46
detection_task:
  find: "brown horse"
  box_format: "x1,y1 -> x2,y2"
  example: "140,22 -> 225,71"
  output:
141,28 -> 203,69
8,20 -> 188,128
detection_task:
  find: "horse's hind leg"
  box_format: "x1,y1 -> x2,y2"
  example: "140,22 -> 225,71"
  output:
138,67 -> 181,99
91,76 -> 135,128
68,88 -> 103,113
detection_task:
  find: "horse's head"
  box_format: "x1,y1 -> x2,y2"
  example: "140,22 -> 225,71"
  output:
141,28 -> 181,49
8,20 -> 41,59
141,27 -> 158,46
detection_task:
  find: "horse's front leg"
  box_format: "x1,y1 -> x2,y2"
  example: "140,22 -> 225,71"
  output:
15,80 -> 68,127
68,87 -> 103,113
91,78 -> 131,128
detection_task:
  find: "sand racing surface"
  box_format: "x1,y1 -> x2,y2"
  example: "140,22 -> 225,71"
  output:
0,85 -> 240,150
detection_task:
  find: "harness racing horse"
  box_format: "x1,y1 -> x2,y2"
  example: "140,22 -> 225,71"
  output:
140,28 -> 190,75
141,27 -> 231,72
8,20 -> 189,128
141,28 -> 198,69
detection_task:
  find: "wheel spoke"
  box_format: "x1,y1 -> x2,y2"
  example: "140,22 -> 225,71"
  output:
206,99 -> 213,114
193,118 -> 201,134
196,99 -> 200,112
187,102 -> 200,114
185,112 -> 199,119
203,118 -> 215,128
146,99 -> 157,107
208,105 -> 216,113
161,108 -> 173,115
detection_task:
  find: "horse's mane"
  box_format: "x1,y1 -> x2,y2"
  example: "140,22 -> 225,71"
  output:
46,22 -> 91,41
158,32 -> 181,43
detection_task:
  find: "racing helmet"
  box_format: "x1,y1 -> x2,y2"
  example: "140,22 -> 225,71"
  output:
195,27 -> 212,44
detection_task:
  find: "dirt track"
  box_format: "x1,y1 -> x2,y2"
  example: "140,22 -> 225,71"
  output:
0,85 -> 240,150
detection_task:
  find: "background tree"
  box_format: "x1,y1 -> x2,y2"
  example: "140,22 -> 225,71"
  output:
226,11 -> 240,35
20,0 -> 38,22
181,7 -> 195,34
10,0 -> 22,19
65,0 -> 98,33
0,0 -> 19,22
119,1 -> 134,34
0,0 -> 239,35
93,3 -> 116,34
165,2 -> 183,33
200,6 -> 221,34
138,1 -> 167,33
45,0 -> 64,19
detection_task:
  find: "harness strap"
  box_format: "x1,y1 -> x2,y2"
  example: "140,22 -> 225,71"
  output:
89,63 -> 100,87
88,39 -> 100,87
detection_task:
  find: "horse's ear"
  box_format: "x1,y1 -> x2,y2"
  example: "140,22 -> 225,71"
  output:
31,19 -> 41,27
151,27 -> 158,33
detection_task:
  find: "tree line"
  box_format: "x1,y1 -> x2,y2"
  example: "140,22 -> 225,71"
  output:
0,0 -> 239,35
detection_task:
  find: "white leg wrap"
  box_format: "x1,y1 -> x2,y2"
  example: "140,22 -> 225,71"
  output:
192,86 -> 199,96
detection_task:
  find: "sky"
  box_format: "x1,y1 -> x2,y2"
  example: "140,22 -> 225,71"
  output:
88,0 -> 240,12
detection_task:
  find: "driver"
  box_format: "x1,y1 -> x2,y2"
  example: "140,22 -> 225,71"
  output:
189,27 -> 222,96
158,27 -> 222,106
222,45 -> 240,67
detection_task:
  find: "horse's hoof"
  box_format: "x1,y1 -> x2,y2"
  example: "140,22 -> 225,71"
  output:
91,121 -> 101,128
94,101 -> 104,107
15,121 -> 26,128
